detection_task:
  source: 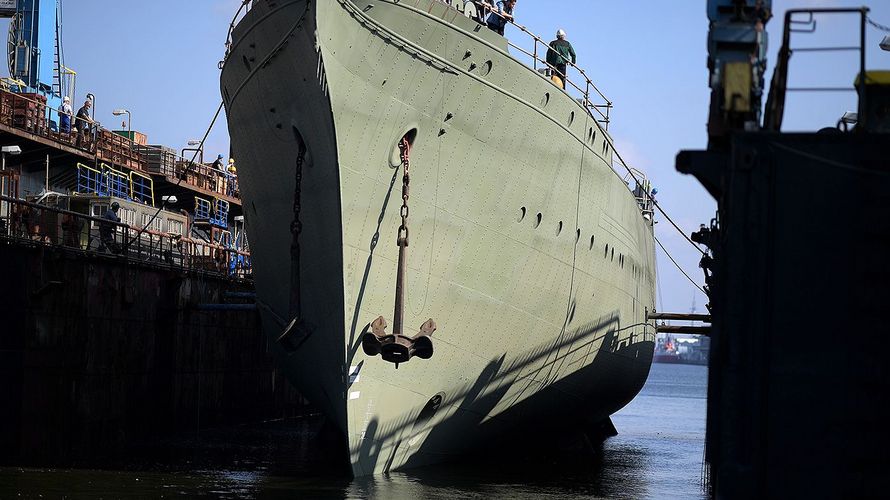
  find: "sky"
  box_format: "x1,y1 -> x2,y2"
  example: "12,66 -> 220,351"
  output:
2,0 -> 889,315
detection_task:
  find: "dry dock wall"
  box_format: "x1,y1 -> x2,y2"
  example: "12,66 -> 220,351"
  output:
0,243 -> 308,464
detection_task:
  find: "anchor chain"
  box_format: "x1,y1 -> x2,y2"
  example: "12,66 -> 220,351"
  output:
289,144 -> 306,318
276,144 -> 313,353
393,138 -> 411,336
361,136 -> 437,368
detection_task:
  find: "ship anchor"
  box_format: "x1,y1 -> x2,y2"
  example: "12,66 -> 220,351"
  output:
361,316 -> 436,369
362,137 -> 436,368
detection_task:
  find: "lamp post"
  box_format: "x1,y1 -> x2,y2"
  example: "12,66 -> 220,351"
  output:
112,109 -> 131,145
881,36 -> 890,52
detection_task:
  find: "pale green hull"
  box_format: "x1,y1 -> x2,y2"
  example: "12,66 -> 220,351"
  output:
222,0 -> 656,476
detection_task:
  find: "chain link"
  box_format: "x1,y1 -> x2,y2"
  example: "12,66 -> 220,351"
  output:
291,145 -> 306,238
397,138 -> 411,247
289,145 -> 307,318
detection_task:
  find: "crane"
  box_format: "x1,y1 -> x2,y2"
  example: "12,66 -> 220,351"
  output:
706,0 -> 772,147
0,0 -> 75,115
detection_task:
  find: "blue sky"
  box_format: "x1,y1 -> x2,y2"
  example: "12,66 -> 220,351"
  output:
2,0 -> 889,314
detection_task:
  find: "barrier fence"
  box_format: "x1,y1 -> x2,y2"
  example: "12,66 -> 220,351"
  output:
0,87 -> 241,201
0,195 -> 251,280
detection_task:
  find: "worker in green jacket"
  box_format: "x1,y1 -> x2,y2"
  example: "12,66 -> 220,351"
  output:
546,29 -> 576,89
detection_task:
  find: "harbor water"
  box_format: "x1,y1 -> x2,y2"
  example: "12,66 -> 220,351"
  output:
0,363 -> 707,499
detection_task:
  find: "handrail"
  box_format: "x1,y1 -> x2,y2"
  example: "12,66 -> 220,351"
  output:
101,163 -> 130,199
129,171 -> 155,206
1,87 -> 241,202
466,1 -> 613,128
223,0 -> 255,62
76,163 -> 104,195
0,194 -> 251,279
222,0 -> 612,128
763,7 -> 869,132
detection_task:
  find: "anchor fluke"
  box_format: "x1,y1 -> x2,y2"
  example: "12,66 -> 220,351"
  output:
412,319 -> 436,359
361,317 -> 436,366
361,316 -> 388,356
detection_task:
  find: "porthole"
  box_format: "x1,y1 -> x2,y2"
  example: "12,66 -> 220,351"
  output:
587,128 -> 593,142
605,243 -> 609,257
535,213 -> 542,228
592,129 -> 597,144
611,248 -> 615,261
556,221 -> 563,236
541,92 -> 550,107
589,235 -> 595,250
576,228 -> 581,242
517,207 -> 526,222
568,111 -> 575,126
481,60 -> 493,76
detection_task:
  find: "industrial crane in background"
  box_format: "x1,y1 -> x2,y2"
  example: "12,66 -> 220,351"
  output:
0,0 -> 75,120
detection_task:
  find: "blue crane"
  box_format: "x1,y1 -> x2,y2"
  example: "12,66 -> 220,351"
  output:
1,0 -> 75,117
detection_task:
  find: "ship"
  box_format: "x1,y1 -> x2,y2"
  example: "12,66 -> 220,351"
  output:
653,334 -> 682,364
221,0 -> 657,476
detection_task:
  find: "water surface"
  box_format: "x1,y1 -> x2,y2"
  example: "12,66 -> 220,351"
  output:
0,363 -> 707,499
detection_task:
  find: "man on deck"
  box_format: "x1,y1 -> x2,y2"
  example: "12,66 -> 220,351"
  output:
75,99 -> 94,147
547,29 -> 577,90
212,154 -> 225,172
486,0 -> 516,36
59,96 -> 73,134
98,201 -> 122,254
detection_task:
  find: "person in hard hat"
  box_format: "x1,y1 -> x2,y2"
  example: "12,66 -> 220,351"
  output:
99,201 -> 122,254
486,0 -> 515,36
546,29 -> 577,90
226,158 -> 238,197
59,96 -> 73,134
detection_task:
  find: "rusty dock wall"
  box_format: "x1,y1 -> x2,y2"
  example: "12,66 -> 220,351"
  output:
0,242 -> 308,464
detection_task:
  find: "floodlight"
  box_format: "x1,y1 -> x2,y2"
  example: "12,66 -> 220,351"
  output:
1,145 -> 22,155
881,36 -> 890,52
162,195 -> 178,204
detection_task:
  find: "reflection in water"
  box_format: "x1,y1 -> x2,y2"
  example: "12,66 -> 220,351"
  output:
0,364 -> 706,499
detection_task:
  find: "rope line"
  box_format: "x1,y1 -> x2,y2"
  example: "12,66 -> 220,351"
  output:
654,200 -> 708,256
655,234 -> 707,296
609,140 -> 707,257
123,101 -> 225,249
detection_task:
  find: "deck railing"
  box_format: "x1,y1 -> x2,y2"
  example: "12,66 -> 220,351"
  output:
0,88 -> 103,153
0,195 -> 252,280
0,87 -> 241,202
455,1 -> 613,128
224,1 -> 612,128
